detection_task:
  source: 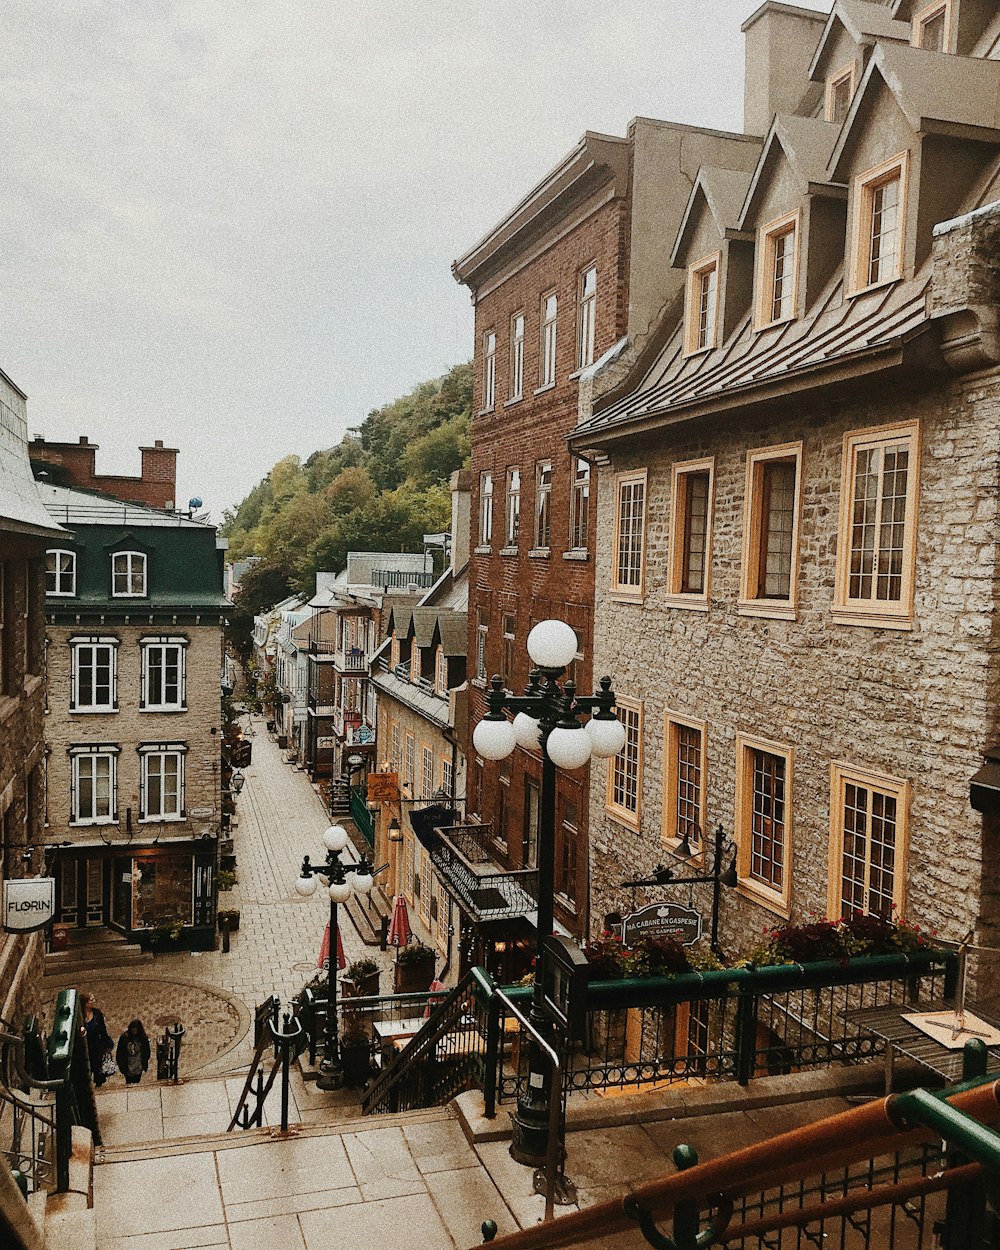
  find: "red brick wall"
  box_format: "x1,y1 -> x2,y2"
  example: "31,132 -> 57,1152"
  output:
464,193 -> 630,937
29,437 -> 177,510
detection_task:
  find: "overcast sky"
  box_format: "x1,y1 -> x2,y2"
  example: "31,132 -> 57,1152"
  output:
2,0 -> 830,517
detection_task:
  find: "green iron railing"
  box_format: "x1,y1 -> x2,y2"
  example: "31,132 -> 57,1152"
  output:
350,786 -> 375,848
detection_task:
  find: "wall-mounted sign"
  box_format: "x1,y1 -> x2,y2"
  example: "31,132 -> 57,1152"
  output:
3,878 -> 56,933
368,771 -> 399,803
622,902 -> 702,947
188,807 -> 214,818
355,725 -> 375,744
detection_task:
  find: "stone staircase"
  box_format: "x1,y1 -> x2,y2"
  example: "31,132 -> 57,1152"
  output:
43,928 -> 152,981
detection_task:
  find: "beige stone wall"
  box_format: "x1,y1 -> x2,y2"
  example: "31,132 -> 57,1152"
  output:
45,624 -> 223,842
588,371 -> 1000,957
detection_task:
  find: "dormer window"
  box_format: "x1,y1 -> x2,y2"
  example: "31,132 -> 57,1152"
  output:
755,212 -> 800,330
112,551 -> 147,597
409,643 -> 420,682
434,646 -> 447,695
684,254 -> 720,355
825,64 -> 856,125
850,153 -> 908,294
46,549 -> 76,596
912,1 -> 951,51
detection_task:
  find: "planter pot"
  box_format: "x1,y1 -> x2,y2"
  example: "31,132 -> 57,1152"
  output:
341,1039 -> 373,1087
394,955 -> 436,995
341,971 -> 380,999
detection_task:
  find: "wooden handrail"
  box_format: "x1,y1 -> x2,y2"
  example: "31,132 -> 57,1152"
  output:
472,1080 -> 1000,1250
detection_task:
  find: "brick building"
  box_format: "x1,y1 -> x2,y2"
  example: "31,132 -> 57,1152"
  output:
570,0 -> 1000,975
452,115 -> 763,951
29,434 -> 179,511
0,368 -> 64,1021
40,482 -> 230,949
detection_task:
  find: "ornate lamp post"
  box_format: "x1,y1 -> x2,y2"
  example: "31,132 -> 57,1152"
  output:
472,619 -> 626,1174
294,823 -> 375,1090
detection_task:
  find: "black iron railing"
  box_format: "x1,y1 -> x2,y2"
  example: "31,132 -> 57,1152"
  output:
372,570 -> 435,589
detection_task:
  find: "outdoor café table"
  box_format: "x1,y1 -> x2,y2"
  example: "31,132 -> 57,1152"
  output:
842,1002 -> 1000,1093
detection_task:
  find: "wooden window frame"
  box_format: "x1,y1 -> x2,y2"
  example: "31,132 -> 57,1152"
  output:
735,733 -> 793,918
754,210 -> 801,331
827,762 -> 909,920
611,470 -> 647,602
662,712 -> 707,863
683,252 -> 721,356
605,697 -> 643,829
825,62 -> 857,124
404,733 -> 416,792
421,745 -> 434,802
911,0 -> 953,51
434,645 -> 447,695
738,442 -> 803,620
569,458 -> 590,551
483,330 -> 496,411
475,609 -> 488,684
666,458 -> 715,610
479,472 -> 493,546
534,460 -> 552,550
504,467 -> 521,548
577,264 -> 597,370
509,312 -> 525,401
439,753 -> 453,799
833,419 -> 920,629
848,151 -> 909,296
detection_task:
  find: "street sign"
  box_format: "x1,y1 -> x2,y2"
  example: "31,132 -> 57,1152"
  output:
188,807 -> 214,818
355,725 -> 375,744
622,902 -> 702,947
368,772 -> 399,802
3,878 -> 56,933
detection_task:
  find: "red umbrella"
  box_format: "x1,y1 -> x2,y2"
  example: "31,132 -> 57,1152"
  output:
423,978 -> 446,1018
317,921 -> 346,972
388,894 -> 412,948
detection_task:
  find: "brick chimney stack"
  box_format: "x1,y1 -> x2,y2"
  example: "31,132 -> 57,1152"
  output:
29,435 -> 179,511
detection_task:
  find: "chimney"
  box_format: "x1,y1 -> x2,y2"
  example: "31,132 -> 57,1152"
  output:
139,442 -> 179,510
449,468 -> 472,575
742,2 -> 827,137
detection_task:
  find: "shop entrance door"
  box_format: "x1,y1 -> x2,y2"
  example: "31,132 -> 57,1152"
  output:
84,858 -> 105,925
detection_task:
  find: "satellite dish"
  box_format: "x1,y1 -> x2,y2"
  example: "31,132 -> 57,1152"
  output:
188,496 -> 203,509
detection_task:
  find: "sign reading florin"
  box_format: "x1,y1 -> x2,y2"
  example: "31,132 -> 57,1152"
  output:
3,878 -> 56,933
622,902 -> 702,947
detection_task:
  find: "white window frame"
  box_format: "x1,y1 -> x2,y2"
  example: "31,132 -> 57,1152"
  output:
483,330 -> 496,410
70,747 -> 119,826
834,419 -> 920,629
479,472 -> 493,547
827,763 -> 909,920
140,637 -> 188,711
421,746 -> 434,801
534,460 -> 552,550
504,468 -> 520,548
577,265 -> 597,369
71,637 -> 119,713
112,550 -> 147,598
849,152 -> 909,296
475,610 -> 488,683
509,312 -> 525,401
540,292 -> 557,387
569,458 -> 590,551
434,645 -> 447,695
46,549 -> 76,597
139,745 -> 187,822
684,253 -> 720,356
611,470 -> 647,600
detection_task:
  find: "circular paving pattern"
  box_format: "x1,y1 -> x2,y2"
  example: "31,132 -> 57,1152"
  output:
43,973 -> 248,1081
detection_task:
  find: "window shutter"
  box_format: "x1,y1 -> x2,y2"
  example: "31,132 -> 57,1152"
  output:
138,753 -> 146,820
70,757 -> 78,823
139,645 -> 147,709
70,645 -> 78,711
179,753 -> 186,817
111,756 -> 118,822
112,648 -> 119,710
181,646 -> 187,707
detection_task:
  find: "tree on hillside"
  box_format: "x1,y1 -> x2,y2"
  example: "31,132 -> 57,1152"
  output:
226,559 -> 294,663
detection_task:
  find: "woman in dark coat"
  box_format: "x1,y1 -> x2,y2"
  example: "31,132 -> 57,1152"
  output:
116,1019 -> 151,1085
81,992 -> 113,1087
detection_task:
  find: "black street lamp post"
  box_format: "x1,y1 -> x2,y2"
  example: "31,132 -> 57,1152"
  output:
295,824 -> 375,1091
472,619 -> 626,1178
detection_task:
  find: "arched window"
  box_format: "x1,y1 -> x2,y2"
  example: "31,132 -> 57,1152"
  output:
112,551 -> 147,597
46,549 -> 76,596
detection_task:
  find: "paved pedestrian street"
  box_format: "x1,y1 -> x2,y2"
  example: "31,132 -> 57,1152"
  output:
45,719 -> 396,1082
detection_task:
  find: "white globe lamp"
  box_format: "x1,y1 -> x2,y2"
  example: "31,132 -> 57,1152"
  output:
587,714 -> 627,759
526,619 -> 578,671
328,877 -> 351,903
295,873 -> 318,897
473,716 -> 517,761
546,724 -> 593,770
352,865 -> 374,895
323,824 -> 350,853
513,711 -> 541,751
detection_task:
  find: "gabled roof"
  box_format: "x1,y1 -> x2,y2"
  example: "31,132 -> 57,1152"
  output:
410,607 -> 438,649
386,604 -> 413,640
670,167 -> 755,267
739,116 -> 844,229
435,613 -> 468,658
808,0 -> 912,80
829,42 -> 1000,179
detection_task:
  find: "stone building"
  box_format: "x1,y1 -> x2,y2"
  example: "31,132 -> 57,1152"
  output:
0,368 -> 64,1021
40,482 -> 230,949
453,67 -> 779,950
568,0 -> 1000,968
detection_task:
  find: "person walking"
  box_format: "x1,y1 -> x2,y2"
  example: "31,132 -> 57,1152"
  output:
116,1020 -> 151,1085
81,992 -> 113,1087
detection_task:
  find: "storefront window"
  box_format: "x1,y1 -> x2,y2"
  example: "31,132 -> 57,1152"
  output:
132,854 -> 193,928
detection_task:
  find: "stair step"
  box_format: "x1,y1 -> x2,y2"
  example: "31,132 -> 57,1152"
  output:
44,946 -> 153,977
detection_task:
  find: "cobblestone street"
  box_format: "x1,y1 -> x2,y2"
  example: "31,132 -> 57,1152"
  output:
45,720 -> 395,1079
